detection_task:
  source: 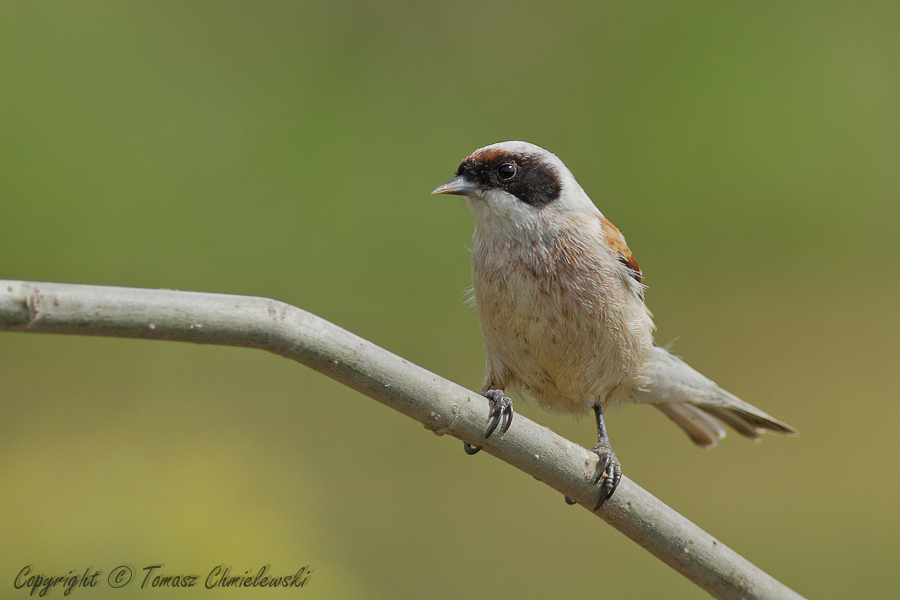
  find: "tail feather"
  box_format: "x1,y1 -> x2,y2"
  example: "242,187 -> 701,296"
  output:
702,402 -> 796,436
655,403 -> 725,448
634,346 -> 798,447
698,406 -> 763,441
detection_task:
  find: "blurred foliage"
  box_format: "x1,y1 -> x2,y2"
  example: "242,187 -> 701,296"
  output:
1,1 -> 899,598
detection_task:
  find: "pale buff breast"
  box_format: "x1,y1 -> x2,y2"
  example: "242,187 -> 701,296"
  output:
472,217 -> 653,414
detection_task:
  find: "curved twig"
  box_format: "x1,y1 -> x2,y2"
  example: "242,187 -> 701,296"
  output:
0,280 -> 804,600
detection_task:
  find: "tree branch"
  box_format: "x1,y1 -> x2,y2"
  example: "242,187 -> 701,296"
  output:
0,280 -> 804,600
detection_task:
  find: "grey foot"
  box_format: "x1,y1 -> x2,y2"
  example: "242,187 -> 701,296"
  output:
590,442 -> 622,510
462,389 -> 514,455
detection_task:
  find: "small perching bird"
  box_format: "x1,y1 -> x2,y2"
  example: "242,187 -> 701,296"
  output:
431,141 -> 797,509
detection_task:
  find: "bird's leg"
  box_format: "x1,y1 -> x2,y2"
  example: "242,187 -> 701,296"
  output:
590,403 -> 622,509
565,403 -> 623,508
463,389 -> 514,455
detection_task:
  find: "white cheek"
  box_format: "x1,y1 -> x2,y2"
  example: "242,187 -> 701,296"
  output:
466,189 -> 540,237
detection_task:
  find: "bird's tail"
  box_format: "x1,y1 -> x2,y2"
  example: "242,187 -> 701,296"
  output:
632,346 -> 797,449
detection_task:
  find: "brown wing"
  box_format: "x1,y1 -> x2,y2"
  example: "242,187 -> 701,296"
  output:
599,216 -> 642,285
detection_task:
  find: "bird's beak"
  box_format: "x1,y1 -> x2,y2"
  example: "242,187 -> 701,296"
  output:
430,175 -> 478,197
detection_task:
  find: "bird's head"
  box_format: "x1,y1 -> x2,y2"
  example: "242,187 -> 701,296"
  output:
431,141 -> 600,236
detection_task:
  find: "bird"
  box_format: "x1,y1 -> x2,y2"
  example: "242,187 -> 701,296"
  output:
431,141 -> 797,510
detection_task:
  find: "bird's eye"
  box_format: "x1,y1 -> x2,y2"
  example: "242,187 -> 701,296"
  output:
497,163 -> 517,180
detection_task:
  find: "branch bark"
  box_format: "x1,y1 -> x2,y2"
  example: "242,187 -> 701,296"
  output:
0,280 -> 804,600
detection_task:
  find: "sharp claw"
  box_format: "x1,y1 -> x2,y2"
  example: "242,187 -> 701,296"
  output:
481,389 -> 513,439
462,390 -> 514,455
484,406 -> 501,438
590,443 -> 622,511
463,442 -> 482,455
564,496 -> 577,505
595,476 -> 616,510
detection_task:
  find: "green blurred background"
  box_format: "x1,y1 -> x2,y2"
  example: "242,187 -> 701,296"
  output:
1,2 -> 898,598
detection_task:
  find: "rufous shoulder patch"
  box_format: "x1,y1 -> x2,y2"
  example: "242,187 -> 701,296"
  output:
599,216 -> 642,284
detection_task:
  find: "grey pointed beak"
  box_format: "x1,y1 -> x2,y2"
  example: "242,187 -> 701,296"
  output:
430,175 -> 478,197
